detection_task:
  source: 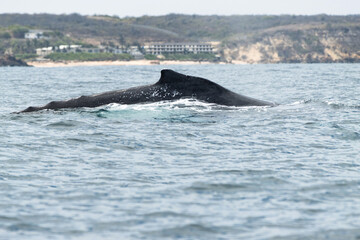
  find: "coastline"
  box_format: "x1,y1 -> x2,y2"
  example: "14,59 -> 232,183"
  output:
26,60 -> 231,67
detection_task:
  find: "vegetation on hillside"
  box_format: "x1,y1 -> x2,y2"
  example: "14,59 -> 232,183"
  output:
0,23 -> 87,55
15,53 -> 38,60
1,13 -> 359,43
0,13 -> 359,63
45,52 -> 133,61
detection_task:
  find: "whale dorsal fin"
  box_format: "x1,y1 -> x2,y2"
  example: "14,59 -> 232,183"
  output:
157,69 -> 227,89
156,69 -> 189,85
156,69 -> 229,94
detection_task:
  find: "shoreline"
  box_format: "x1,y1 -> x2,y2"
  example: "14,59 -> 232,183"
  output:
16,60 -> 360,68
26,60 -> 234,67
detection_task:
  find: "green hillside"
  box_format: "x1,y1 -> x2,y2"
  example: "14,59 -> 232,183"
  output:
1,13 -> 360,63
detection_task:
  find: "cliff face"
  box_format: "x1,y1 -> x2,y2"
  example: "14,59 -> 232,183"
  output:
0,55 -> 30,67
223,24 -> 360,63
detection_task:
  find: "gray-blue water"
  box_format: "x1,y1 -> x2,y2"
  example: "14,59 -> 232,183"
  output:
1,64 -> 360,239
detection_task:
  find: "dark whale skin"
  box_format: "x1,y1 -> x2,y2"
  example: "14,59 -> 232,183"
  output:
20,69 -> 275,113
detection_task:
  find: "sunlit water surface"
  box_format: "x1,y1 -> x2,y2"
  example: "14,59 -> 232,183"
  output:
1,64 -> 360,239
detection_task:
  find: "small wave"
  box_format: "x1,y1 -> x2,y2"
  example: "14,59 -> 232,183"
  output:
300,180 -> 360,192
208,169 -> 275,176
143,211 -> 193,218
93,98 -> 271,114
46,120 -> 83,128
289,99 -> 312,105
323,101 -> 360,110
0,215 -> 19,222
332,129 -> 360,141
185,182 -> 253,193
85,99 -> 271,122
65,137 -> 89,143
102,99 -> 228,112
286,229 -> 360,240
145,223 -> 217,238
7,223 -> 51,232
92,109 -> 110,118
296,99 -> 360,109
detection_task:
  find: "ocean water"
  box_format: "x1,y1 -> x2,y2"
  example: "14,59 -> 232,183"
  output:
0,64 -> 359,240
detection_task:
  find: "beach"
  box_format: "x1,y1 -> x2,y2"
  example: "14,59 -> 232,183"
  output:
26,60 -> 227,67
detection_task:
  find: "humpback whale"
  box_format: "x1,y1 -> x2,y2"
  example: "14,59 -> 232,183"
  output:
20,69 -> 275,113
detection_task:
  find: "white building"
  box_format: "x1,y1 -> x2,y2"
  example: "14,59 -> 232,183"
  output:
81,48 -> 101,53
144,43 -> 213,55
112,48 -> 124,54
25,30 -> 47,39
129,46 -> 144,59
35,44 -> 143,57
58,45 -> 82,53
101,47 -> 125,54
36,47 -> 55,56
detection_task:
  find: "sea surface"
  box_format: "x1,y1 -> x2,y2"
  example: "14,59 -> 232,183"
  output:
0,64 -> 359,240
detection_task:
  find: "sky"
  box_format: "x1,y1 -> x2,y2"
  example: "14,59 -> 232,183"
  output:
0,0 -> 359,16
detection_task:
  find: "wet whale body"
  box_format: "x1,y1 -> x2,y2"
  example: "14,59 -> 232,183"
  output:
20,69 -> 275,113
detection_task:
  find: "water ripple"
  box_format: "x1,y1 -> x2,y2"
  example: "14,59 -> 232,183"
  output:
1,64 -> 360,239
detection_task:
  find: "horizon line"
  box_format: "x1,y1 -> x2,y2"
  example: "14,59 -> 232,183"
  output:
1,12 -> 360,18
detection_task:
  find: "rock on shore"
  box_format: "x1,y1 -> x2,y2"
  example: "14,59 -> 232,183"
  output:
0,55 -> 30,67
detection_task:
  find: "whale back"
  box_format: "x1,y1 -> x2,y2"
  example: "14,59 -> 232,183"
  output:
155,69 -> 271,106
19,69 -> 274,113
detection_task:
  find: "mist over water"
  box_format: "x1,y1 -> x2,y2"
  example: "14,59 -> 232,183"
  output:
1,64 -> 360,239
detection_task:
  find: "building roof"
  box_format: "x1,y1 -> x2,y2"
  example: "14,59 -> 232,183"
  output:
27,29 -> 45,33
148,42 -> 212,46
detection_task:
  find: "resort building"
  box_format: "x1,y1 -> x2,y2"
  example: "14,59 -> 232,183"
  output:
25,30 -> 47,39
129,46 -> 144,59
36,47 -> 54,56
58,45 -> 82,53
81,48 -> 101,54
144,43 -> 213,55
35,45 -> 142,57
36,45 -> 82,56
